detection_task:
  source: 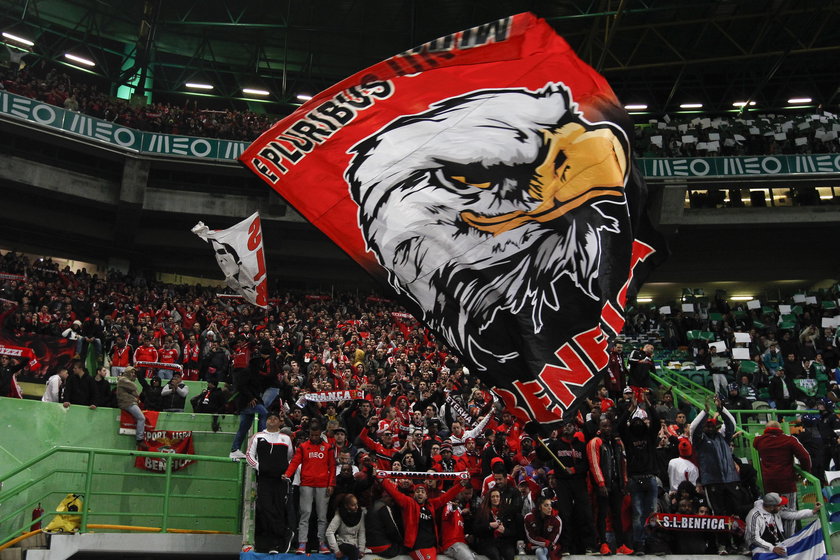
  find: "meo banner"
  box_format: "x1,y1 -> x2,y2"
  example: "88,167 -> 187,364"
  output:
242,12 -> 665,424
135,430 -> 195,472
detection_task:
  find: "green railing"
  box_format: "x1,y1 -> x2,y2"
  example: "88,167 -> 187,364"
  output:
651,365 -> 833,553
0,446 -> 245,545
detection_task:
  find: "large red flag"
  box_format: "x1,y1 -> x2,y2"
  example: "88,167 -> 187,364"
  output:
241,13 -> 665,424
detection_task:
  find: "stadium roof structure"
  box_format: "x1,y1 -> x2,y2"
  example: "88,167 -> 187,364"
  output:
1,0 -> 838,116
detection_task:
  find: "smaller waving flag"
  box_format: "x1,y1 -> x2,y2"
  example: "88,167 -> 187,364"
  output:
192,212 -> 268,308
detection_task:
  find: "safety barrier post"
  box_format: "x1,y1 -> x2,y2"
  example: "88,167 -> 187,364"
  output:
80,449 -> 95,533
161,454 -> 174,533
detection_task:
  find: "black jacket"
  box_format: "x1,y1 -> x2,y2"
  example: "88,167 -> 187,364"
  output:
63,372 -> 95,406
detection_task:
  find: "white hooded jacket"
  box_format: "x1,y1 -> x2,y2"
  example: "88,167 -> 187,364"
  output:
744,498 -> 815,552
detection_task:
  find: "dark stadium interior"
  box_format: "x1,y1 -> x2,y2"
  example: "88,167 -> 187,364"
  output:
1,0 -> 838,298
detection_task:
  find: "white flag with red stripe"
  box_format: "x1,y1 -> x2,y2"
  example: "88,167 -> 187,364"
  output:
192,212 -> 268,308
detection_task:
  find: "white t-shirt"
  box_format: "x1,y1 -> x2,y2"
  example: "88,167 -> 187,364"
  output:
667,456 -> 699,492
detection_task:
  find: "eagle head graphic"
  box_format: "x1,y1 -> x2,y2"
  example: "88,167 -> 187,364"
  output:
346,83 -> 630,372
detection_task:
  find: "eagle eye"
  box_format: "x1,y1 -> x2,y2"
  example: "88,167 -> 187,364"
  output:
449,175 -> 492,189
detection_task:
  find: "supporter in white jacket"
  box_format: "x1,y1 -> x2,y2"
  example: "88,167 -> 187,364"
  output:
744,493 -> 821,555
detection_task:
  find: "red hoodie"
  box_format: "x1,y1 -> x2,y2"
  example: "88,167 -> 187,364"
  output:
753,426 -> 812,493
382,477 -> 464,550
285,440 -> 336,487
439,502 -> 468,551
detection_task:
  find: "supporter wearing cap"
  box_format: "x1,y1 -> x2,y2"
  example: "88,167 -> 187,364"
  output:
689,395 -> 740,554
666,438 -> 698,493
380,467 -> 468,560
744,493 -> 820,556
815,397 -> 840,475
359,415 -> 400,470
245,411 -> 294,553
431,442 -> 466,488
724,382 -> 750,411
460,437 -> 482,491
539,420 -> 596,555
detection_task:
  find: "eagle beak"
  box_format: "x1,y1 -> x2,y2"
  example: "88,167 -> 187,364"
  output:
460,122 -> 627,235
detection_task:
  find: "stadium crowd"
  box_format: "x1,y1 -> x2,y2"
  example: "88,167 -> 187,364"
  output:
0,249 -> 835,557
2,61 -> 839,157
0,64 -> 274,141
635,113 -> 840,158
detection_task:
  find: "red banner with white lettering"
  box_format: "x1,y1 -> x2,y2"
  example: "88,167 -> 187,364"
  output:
134,429 -> 195,472
0,344 -> 40,369
241,12 -> 665,424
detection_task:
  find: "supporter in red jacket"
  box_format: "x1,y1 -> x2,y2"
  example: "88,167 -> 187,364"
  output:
133,338 -> 159,379
380,473 -> 467,560
110,336 -> 132,377
524,497 -> 563,560
753,419 -> 812,531
359,417 -> 400,470
285,420 -> 336,554
439,486 -> 475,560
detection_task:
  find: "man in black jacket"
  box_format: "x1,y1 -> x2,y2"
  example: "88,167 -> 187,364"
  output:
769,368 -> 798,411
0,354 -> 24,397
618,395 -> 660,554
229,345 -> 269,459
542,420 -> 596,554
245,411 -> 295,553
62,360 -> 96,409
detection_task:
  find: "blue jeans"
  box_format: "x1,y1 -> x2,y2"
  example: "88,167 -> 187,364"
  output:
124,404 -> 146,442
231,403 -> 268,452
628,474 -> 657,547
262,387 -> 280,409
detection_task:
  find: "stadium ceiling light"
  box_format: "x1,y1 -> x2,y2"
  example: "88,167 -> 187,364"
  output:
242,88 -> 270,96
732,101 -> 756,107
787,97 -> 812,104
186,82 -> 213,90
64,53 -> 95,67
296,93 -> 313,101
2,32 -> 34,46
679,103 -> 703,109
624,104 -> 648,110
636,297 -> 653,303
730,296 -> 754,301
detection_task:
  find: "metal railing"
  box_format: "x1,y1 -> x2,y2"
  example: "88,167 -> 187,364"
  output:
653,364 -> 833,553
0,446 -> 245,546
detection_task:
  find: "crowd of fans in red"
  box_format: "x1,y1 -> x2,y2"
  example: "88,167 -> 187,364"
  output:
0,249 -> 831,558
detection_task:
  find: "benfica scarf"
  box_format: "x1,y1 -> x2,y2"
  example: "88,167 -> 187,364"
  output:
134,361 -> 184,372
375,470 -> 469,481
242,12 -> 665,424
649,513 -> 745,533
296,389 -> 365,407
0,344 -> 40,369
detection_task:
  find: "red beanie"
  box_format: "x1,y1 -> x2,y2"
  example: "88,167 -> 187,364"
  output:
678,438 -> 693,458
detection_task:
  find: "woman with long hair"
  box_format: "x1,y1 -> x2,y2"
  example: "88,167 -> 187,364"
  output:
326,494 -> 366,560
472,488 -> 517,560
524,497 -> 562,560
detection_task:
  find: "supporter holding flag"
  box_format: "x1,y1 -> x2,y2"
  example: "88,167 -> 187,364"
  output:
745,493 -> 822,559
